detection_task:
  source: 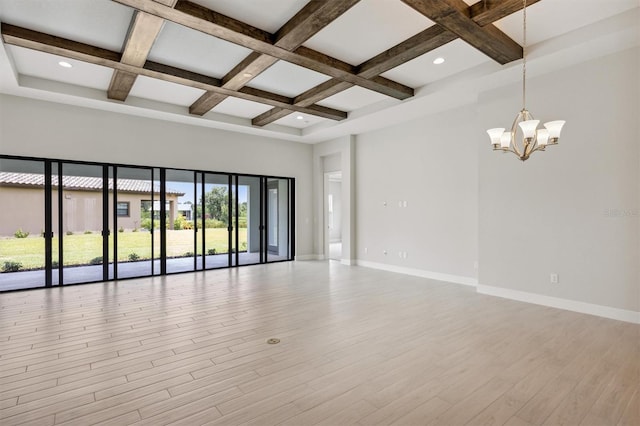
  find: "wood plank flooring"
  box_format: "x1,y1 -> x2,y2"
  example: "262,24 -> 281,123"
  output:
0,261 -> 638,425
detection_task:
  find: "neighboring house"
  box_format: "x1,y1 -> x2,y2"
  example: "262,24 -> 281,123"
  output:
177,203 -> 193,220
0,172 -> 184,236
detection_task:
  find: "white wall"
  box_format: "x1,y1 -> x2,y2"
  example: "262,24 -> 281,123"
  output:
0,94 -> 314,256
478,47 -> 639,313
353,46 -> 639,317
355,104 -> 479,283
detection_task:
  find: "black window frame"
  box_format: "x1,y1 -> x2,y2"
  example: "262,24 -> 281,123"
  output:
0,153 -> 296,293
116,201 -> 130,217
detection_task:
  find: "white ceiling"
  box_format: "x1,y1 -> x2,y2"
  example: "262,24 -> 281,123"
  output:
0,0 -> 638,143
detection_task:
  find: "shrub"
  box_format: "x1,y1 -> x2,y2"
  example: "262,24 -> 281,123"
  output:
66,231 -> 74,236
128,253 -> 140,262
52,261 -> 59,268
240,242 -> 247,251
207,248 -> 217,255
183,252 -> 194,257
141,218 -> 152,230
118,226 -> 124,233
84,230 -> 92,235
205,219 -> 226,228
2,261 -> 23,272
14,228 -> 29,238
132,228 -> 138,233
89,256 -> 103,265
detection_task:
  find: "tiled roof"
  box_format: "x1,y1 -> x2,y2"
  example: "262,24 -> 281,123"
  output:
0,172 -> 184,195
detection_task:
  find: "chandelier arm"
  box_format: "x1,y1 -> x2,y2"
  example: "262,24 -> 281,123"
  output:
529,144 -> 547,154
503,147 -> 522,159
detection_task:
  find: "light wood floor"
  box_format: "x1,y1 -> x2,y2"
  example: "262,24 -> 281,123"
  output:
0,261 -> 638,426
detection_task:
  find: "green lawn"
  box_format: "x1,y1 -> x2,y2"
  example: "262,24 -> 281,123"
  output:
0,229 -> 247,271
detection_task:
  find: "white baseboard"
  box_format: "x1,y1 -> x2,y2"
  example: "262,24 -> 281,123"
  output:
295,254 -> 324,261
340,259 -> 353,266
355,260 -> 477,287
477,284 -> 640,324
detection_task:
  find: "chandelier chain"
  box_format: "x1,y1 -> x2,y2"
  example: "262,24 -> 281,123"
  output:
522,0 -> 527,110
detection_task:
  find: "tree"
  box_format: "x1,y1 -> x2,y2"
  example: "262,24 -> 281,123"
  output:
203,186 -> 229,225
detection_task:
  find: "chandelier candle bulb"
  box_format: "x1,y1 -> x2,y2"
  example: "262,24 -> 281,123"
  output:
537,129 -> 550,146
519,120 -> 540,139
500,132 -> 512,148
487,128 -> 505,146
544,120 -> 565,142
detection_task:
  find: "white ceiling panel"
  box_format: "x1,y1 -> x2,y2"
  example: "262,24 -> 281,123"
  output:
189,0 -> 309,33
246,61 -> 331,98
273,112 -> 327,129
0,0 -> 636,139
211,97 -> 273,119
149,21 -> 253,79
0,0 -> 132,52
303,0 -> 434,66
317,86 -> 389,112
495,0 -> 639,46
128,75 -> 205,107
381,39 -> 490,88
7,45 -> 113,91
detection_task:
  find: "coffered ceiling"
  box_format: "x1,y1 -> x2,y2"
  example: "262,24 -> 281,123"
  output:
0,0 -> 638,143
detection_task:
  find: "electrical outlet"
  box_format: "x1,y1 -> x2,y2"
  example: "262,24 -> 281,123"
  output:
383,250 -> 387,255
550,273 -> 559,284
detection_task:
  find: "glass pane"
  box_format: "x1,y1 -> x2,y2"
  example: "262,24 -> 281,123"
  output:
267,178 -> 290,262
0,158 -> 46,290
60,163 -> 104,285
115,167 -> 154,279
202,173 -> 230,269
237,176 -> 262,266
165,169 -> 196,274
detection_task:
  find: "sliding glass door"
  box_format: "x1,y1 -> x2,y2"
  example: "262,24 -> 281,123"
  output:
237,176 -> 262,266
165,169 -> 196,274
0,158 -> 47,291
113,166 -> 155,279
266,178 -> 291,262
58,162 -> 105,285
200,173 -> 231,269
0,155 -> 295,292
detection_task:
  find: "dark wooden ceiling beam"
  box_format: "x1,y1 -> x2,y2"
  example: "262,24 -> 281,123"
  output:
108,0 -> 177,101
1,23 -> 347,121
252,0 -> 538,127
190,0 -> 360,116
112,0 -> 414,100
401,0 -> 522,65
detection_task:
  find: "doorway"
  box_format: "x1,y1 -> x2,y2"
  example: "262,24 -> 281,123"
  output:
324,171 -> 342,261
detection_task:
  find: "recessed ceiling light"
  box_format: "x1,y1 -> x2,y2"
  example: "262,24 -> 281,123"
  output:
296,115 -> 304,120
58,61 -> 72,68
433,57 -> 445,65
